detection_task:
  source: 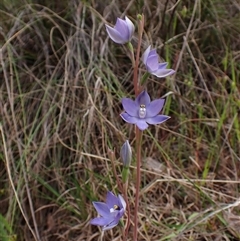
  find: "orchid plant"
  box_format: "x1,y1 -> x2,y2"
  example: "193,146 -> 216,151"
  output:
90,15 -> 175,241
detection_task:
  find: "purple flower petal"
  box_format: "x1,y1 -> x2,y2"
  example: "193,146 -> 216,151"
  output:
136,120 -> 148,130
146,115 -> 170,125
105,25 -> 127,44
152,68 -> 175,78
125,16 -> 135,39
118,195 -> 126,210
146,55 -> 159,72
115,18 -> 129,40
142,45 -> 151,64
102,218 -> 120,231
135,91 -> 151,106
93,202 -> 110,217
122,98 -> 138,116
146,99 -> 165,118
120,113 -> 138,124
158,62 -> 168,69
148,49 -> 157,57
106,191 -> 119,210
103,207 -> 125,231
90,216 -> 114,226
114,209 -> 125,223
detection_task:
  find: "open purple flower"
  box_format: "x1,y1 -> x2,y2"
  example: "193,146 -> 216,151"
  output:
90,191 -> 126,231
142,45 -> 175,78
120,90 -> 170,130
105,16 -> 135,44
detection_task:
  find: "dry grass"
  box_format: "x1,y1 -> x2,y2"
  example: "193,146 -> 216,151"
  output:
0,0 -> 240,240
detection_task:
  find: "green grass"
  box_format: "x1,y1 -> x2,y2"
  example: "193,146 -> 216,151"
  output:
0,0 -> 240,240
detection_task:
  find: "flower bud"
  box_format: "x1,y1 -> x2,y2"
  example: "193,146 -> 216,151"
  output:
120,140 -> 132,167
105,16 -> 135,44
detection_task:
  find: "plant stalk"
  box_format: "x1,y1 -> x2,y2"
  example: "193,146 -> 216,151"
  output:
133,127 -> 142,241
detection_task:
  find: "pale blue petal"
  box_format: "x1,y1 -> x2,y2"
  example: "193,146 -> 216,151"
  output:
120,113 -> 138,124
103,208 -> 125,230
92,202 -> 110,217
125,16 -> 135,39
102,218 -> 119,231
136,91 -> 151,106
106,191 -> 119,209
148,49 -> 157,57
118,195 -> 126,210
158,62 -> 168,69
116,208 -> 125,219
122,98 -> 138,116
90,216 -> 114,226
142,45 -> 151,64
145,115 -> 170,125
105,25 -> 128,44
146,99 -> 165,118
114,18 -> 129,40
152,69 -> 175,78
146,55 -> 159,72
136,120 -> 148,130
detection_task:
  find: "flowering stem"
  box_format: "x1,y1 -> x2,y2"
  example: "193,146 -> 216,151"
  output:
133,14 -> 144,96
132,14 -> 144,241
133,127 -> 142,241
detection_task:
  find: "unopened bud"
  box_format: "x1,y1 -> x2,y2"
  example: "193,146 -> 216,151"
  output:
120,140 -> 132,167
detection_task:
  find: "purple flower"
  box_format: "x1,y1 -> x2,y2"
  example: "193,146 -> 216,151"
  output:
90,191 -> 126,231
120,90 -> 170,131
105,16 -> 135,44
142,45 -> 175,78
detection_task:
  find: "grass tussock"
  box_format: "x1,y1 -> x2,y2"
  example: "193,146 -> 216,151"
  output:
0,0 -> 240,240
